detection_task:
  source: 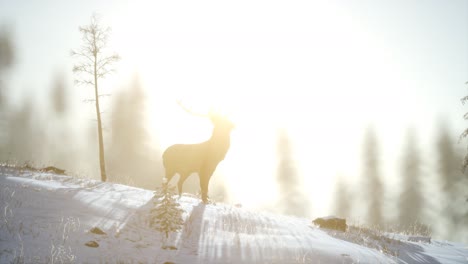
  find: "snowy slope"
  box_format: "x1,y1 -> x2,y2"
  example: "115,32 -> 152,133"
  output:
0,166 -> 467,264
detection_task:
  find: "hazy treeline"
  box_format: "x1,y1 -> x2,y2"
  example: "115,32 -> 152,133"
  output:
0,27 -> 165,190
332,125 -> 468,243
0,26 -> 223,197
0,79 -> 165,189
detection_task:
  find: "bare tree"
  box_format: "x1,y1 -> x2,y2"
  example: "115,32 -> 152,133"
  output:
71,14 -> 120,182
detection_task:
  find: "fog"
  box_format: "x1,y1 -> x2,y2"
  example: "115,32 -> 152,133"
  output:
0,0 -> 467,244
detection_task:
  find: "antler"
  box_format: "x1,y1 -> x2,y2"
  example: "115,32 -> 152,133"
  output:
176,99 -> 217,118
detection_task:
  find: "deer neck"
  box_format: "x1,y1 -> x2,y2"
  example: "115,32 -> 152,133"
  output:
209,127 -> 231,146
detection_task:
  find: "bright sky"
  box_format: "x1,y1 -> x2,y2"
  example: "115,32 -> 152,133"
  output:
1,0 -> 467,216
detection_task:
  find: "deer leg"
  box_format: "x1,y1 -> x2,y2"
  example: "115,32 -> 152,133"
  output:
200,174 -> 210,203
200,168 -> 215,203
178,173 -> 190,197
165,169 -> 175,183
200,163 -> 218,203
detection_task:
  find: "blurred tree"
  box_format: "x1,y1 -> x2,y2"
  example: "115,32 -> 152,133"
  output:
107,76 -> 161,189
461,82 -> 468,171
0,26 -> 14,106
398,129 -> 424,230
0,26 -> 14,146
333,175 -> 352,219
45,72 -> 75,171
0,27 -> 13,69
0,25 -> 14,137
71,14 -> 120,182
3,98 -> 46,164
276,128 -> 310,217
362,127 -> 384,226
457,83 -> 468,243
436,123 -> 467,239
51,73 -> 68,116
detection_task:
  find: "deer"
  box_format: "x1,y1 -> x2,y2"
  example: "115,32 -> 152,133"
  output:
162,101 -> 235,203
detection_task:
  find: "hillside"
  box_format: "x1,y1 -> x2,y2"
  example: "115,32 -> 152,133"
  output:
0,166 -> 467,263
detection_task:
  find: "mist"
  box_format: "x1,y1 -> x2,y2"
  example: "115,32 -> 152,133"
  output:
0,0 -> 467,245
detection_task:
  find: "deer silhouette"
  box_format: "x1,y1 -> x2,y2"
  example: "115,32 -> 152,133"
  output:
162,101 -> 234,203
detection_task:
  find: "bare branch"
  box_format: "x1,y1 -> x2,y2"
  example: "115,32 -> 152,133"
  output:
97,68 -> 117,78
70,50 -> 94,63
73,64 -> 94,76
71,15 -> 119,87
74,79 -> 94,86
97,54 -> 120,71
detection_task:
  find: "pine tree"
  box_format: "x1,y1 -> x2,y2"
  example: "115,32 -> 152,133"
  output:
107,76 -> 160,188
333,175 -> 351,219
436,123 -> 468,240
150,178 -> 185,246
460,82 -> 468,171
276,128 -> 310,217
0,26 -> 14,108
362,126 -> 383,226
398,129 -> 424,231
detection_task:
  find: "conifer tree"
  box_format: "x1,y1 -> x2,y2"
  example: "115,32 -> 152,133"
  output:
362,127 -> 383,226
0,26 -> 14,107
460,83 -> 468,171
398,129 -> 424,231
436,124 -> 468,240
107,76 -> 159,188
276,128 -> 310,217
150,178 -> 184,246
333,175 -> 351,218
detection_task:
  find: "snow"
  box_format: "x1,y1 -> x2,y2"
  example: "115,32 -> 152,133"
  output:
1,166 -> 467,263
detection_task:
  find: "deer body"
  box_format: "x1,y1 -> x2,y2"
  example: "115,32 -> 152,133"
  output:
163,112 -> 234,203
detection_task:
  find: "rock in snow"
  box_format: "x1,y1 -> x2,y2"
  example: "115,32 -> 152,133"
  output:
85,241 -> 99,248
90,227 -> 107,235
313,216 -> 347,232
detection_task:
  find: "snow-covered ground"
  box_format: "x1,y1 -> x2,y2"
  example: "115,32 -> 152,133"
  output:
0,166 -> 467,263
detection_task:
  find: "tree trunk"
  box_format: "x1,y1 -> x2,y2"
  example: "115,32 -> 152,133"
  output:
94,58 -> 107,182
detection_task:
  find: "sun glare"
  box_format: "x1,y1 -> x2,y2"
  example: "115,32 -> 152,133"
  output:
105,0 -> 414,215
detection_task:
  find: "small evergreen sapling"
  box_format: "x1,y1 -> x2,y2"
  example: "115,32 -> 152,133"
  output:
150,178 -> 184,246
